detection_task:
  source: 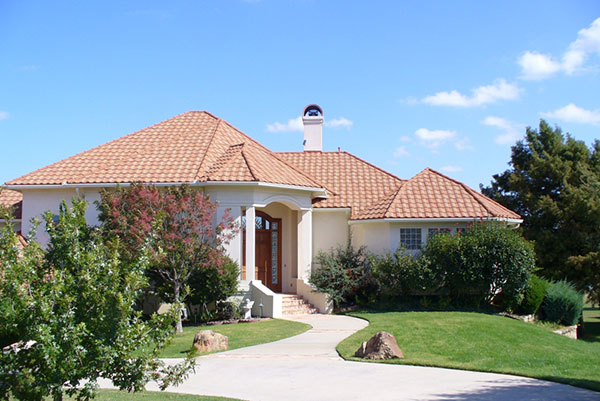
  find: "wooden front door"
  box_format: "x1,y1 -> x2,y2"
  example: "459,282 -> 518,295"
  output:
243,211 -> 282,293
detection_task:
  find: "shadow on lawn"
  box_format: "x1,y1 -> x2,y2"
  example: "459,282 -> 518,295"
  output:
429,378 -> 599,400
582,307 -> 600,343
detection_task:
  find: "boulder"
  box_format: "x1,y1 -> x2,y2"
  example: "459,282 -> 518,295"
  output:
354,331 -> 403,360
193,330 -> 228,353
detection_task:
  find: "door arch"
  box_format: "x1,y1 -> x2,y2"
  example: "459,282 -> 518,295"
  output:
243,211 -> 282,293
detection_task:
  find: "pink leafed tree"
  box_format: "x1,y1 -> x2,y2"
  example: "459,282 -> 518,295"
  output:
98,184 -> 238,333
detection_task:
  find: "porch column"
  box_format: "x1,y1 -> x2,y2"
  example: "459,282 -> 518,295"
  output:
245,206 -> 256,282
297,209 -> 312,281
218,206 -> 242,275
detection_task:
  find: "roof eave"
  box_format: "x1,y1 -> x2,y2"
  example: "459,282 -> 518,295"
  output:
349,217 -> 523,225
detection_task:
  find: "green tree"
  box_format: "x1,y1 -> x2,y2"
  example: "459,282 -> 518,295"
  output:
98,184 -> 237,332
482,120 -> 600,303
0,199 -> 194,401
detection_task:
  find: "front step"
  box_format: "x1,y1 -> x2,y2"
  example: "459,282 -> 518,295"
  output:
281,294 -> 320,316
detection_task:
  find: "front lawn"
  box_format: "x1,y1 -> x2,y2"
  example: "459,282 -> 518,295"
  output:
160,318 -> 310,358
65,390 -> 241,400
337,311 -> 600,392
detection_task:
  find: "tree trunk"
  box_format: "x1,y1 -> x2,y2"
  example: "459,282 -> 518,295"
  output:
174,283 -> 183,333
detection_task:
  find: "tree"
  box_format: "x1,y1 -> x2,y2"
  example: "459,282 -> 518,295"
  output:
98,184 -> 237,332
482,120 -> 600,303
0,199 -> 194,401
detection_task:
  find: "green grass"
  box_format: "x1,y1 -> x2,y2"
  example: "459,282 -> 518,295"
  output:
64,390 -> 241,400
159,318 -> 310,358
337,310 -> 600,392
583,304 -> 600,343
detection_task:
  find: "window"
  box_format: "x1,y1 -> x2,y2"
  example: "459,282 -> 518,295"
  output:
428,227 -> 452,238
456,227 -> 466,234
400,228 -> 422,250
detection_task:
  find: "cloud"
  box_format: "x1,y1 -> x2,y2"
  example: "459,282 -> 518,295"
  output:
519,17 -> 600,80
422,79 -> 521,107
415,128 -> 456,149
541,103 -> 600,125
439,165 -> 463,173
393,146 -> 410,158
266,116 -> 353,133
455,137 -> 474,151
518,51 -> 562,80
0,111 -> 9,121
325,117 -> 353,129
266,116 -> 303,133
482,116 -> 524,145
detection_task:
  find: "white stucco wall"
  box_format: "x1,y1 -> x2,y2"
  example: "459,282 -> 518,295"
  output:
312,209 -> 349,255
20,188 -> 103,246
351,221 -> 391,255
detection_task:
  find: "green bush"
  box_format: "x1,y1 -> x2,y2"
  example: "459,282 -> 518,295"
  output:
520,274 -> 549,315
187,255 -> 239,307
423,222 -> 535,306
309,243 -> 375,307
541,280 -> 584,326
371,248 -> 434,299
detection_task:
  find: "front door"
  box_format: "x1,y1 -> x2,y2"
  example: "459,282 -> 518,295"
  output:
244,211 -> 282,293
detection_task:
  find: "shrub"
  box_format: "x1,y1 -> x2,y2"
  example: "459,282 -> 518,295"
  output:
423,222 -> 535,306
541,280 -> 584,326
187,255 -> 239,307
309,243 -> 374,307
371,248 -> 434,299
214,300 -> 242,321
520,274 -> 549,315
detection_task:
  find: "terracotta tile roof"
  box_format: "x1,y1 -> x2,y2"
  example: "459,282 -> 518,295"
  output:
0,189 -> 22,220
354,168 -> 521,220
277,151 -> 404,217
6,112 -> 324,190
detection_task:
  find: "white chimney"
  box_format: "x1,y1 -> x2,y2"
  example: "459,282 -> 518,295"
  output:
302,104 -> 323,151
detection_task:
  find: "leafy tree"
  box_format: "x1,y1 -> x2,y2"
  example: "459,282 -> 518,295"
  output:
0,199 -> 194,401
98,184 -> 237,332
482,120 -> 600,303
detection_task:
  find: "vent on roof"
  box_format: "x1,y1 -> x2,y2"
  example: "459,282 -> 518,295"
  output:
302,104 -> 323,151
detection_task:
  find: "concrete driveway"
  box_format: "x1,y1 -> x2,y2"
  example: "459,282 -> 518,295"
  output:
101,314 -> 599,400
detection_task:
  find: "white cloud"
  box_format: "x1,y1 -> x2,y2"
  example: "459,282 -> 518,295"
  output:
266,116 -> 353,133
519,17 -> 600,80
422,79 -> 521,107
266,117 -> 303,133
415,128 -> 456,149
541,103 -> 600,125
440,165 -> 463,173
482,116 -> 524,145
0,111 -> 9,121
325,117 -> 353,129
455,137 -> 474,151
518,51 -> 562,80
393,146 -> 410,158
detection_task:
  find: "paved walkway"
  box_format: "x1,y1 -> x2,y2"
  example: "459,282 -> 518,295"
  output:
100,314 -> 599,400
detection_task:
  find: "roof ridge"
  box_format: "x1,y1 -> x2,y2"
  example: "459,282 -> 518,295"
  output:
217,119 -> 330,190
355,183 -> 403,219
239,148 -> 258,181
205,143 -> 245,178
7,111 -> 217,185
340,152 -> 405,182
195,117 -> 223,181
422,168 -> 493,217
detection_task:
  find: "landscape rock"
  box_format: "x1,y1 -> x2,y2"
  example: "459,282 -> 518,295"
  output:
193,330 -> 229,353
354,331 -> 403,360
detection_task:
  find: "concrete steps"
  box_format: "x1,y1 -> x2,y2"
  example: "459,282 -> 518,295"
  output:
281,294 -> 320,316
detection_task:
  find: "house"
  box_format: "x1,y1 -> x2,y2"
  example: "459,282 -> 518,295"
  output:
3,105 -> 521,316
0,189 -> 23,234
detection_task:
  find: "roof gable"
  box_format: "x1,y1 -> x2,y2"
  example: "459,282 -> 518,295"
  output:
0,189 -> 23,220
354,168 -> 520,220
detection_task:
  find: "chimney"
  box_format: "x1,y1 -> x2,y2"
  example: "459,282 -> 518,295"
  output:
302,104 -> 323,151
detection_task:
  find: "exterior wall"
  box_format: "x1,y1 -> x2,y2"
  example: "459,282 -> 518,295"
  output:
389,221 -> 469,252
312,209 -> 349,255
351,222 -> 391,255
21,188 -> 103,246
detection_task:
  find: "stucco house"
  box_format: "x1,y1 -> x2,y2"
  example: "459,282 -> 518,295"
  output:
3,105 -> 521,317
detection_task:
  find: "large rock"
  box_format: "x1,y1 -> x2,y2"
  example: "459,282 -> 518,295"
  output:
193,330 -> 229,353
354,331 -> 404,360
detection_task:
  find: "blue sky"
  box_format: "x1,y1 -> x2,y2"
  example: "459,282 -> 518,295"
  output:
1,1 -> 599,189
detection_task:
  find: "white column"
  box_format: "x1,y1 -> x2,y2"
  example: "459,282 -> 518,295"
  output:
245,206 -> 256,282
297,209 -> 312,281
218,206 -> 242,272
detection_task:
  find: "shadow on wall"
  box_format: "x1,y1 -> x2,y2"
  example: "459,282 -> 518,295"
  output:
429,378 -> 599,401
